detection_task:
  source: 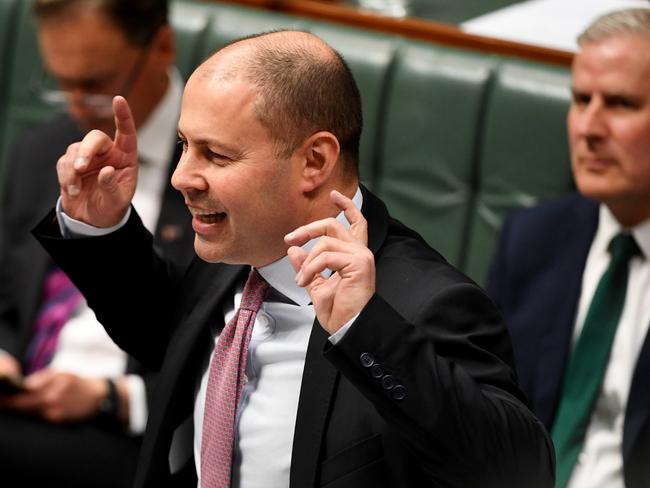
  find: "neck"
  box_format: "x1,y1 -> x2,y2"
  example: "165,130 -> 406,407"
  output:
306,179 -> 359,222
606,200 -> 650,228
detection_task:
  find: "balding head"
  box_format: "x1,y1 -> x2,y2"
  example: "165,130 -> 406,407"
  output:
195,31 -> 363,176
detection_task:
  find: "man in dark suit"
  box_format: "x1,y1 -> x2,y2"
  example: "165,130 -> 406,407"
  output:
488,8 -> 650,488
35,30 -> 554,487
0,0 -> 192,486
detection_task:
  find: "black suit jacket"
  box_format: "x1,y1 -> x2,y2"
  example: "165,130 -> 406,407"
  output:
0,114 -> 194,379
487,193 -> 650,488
35,187 -> 555,487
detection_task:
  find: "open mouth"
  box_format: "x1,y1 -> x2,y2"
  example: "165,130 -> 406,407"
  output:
190,207 -> 227,224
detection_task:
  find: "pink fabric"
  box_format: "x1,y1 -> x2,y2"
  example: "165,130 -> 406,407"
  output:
25,267 -> 83,374
201,269 -> 269,488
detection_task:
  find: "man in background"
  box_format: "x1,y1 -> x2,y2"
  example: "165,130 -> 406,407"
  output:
0,0 -> 193,486
488,8 -> 650,488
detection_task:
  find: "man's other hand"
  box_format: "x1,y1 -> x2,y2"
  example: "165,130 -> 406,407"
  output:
285,190 -> 375,334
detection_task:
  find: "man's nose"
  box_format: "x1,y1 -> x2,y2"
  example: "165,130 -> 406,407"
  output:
171,152 -> 208,193
577,98 -> 607,138
67,89 -> 91,120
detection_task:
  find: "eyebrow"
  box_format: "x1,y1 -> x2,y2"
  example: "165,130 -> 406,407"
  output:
56,72 -> 115,88
177,128 -> 245,159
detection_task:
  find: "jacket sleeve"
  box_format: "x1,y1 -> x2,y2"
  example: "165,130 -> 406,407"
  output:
32,208 -> 184,370
324,283 -> 555,488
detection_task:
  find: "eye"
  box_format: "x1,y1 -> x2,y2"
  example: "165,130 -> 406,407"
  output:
177,137 -> 188,152
604,95 -> 639,110
572,91 -> 591,106
206,149 -> 232,165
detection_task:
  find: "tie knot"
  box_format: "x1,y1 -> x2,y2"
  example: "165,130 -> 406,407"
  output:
239,269 -> 270,311
608,232 -> 641,264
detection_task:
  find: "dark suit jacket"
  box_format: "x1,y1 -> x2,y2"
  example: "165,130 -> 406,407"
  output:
0,113 -> 194,391
35,187 -> 555,488
487,193 -> 650,488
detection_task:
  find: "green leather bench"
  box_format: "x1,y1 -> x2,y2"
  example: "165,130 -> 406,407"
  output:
0,0 -> 573,285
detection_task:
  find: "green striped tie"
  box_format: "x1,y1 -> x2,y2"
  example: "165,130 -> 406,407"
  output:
552,232 -> 641,488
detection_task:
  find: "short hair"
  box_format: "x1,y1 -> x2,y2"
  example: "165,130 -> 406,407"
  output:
33,0 -> 168,47
220,32 -> 363,175
578,8 -> 650,45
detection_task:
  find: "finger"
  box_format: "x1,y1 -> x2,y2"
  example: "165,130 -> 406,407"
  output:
330,190 -> 367,244
287,246 -> 308,274
1,390 -> 42,411
296,251 -> 352,287
299,236 -> 361,276
74,129 -> 115,172
57,143 -> 83,198
23,369 -> 52,390
97,166 -> 118,192
285,217 -> 350,248
113,96 -> 137,156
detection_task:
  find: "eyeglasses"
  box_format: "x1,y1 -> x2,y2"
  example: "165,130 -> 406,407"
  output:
31,46 -> 151,119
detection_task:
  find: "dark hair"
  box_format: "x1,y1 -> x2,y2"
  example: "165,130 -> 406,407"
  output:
226,31 -> 363,175
33,0 -> 168,47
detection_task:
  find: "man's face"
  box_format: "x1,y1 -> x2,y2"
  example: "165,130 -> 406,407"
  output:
173,73 -> 308,267
568,34 -> 650,225
37,9 -> 162,133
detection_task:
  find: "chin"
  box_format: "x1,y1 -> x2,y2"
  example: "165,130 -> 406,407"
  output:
194,239 -> 226,264
576,182 -> 623,205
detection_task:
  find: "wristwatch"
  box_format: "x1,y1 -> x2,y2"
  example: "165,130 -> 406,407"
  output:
98,378 -> 120,420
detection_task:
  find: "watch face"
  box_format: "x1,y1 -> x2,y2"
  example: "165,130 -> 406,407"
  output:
99,379 -> 119,417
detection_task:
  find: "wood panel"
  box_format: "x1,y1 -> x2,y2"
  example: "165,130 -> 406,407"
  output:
206,0 -> 574,66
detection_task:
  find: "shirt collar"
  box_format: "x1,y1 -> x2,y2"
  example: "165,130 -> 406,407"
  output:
137,67 -> 183,169
257,188 -> 363,306
596,204 -> 650,260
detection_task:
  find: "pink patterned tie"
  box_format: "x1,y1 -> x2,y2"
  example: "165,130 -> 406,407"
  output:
201,269 -> 269,488
25,267 -> 83,374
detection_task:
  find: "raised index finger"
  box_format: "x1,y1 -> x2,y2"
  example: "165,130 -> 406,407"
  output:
112,96 -> 137,155
330,190 -> 367,243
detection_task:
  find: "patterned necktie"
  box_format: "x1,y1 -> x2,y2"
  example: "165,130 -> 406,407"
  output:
552,232 -> 641,488
25,266 -> 84,374
201,269 -> 270,488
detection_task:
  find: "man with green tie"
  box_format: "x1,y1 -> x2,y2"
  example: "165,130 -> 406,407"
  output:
488,8 -> 650,488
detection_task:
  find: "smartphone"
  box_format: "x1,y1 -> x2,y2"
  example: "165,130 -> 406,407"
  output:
0,373 -> 24,395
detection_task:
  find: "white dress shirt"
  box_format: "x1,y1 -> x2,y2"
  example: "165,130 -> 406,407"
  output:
567,205 -> 650,488
193,189 -> 363,488
51,68 -> 183,434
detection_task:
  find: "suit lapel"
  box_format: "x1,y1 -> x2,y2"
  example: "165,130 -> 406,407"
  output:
623,316 -> 650,466
153,143 -> 195,267
290,187 -> 389,487
140,263 -> 247,486
534,197 -> 599,427
290,322 -> 339,487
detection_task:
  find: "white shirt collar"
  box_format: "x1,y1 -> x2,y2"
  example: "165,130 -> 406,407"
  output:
137,67 -> 183,169
257,188 -> 363,306
595,204 -> 650,260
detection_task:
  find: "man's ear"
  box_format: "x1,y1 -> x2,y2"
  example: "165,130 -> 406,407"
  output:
299,131 -> 341,193
149,24 -> 175,68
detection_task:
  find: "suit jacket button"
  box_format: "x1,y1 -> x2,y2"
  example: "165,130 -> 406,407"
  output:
370,364 -> 384,379
360,353 -> 374,368
392,385 -> 407,400
381,375 -> 395,390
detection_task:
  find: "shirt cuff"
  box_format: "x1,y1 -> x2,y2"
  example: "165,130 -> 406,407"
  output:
56,197 -> 131,238
124,374 -> 148,435
328,313 -> 360,345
